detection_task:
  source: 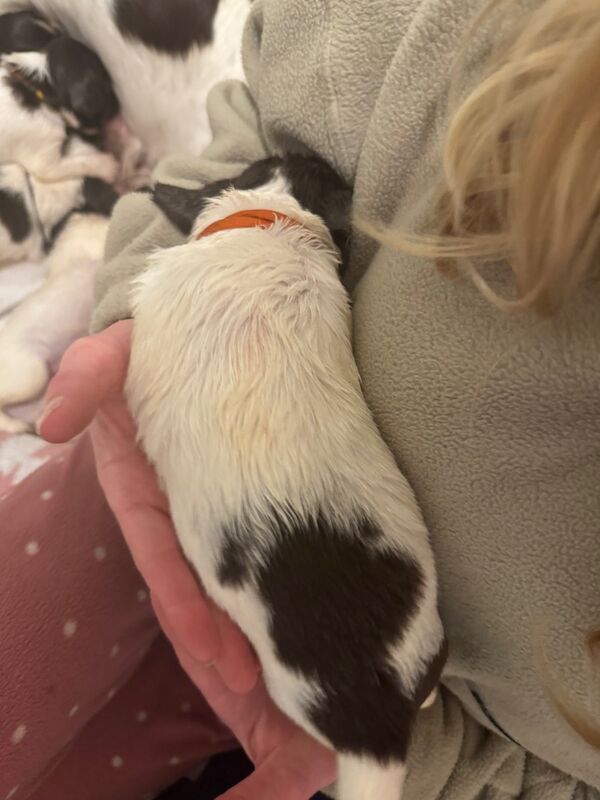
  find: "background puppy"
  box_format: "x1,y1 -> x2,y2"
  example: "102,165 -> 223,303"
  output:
46,35 -> 119,137
127,155 -> 447,800
0,180 -> 117,433
0,45 -> 119,182
0,135 -> 117,266
0,0 -> 251,163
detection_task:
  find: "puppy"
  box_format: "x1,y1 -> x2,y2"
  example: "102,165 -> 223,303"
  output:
0,177 -> 117,433
0,43 -> 119,182
126,154 -> 447,800
13,0 -> 251,163
45,34 -> 119,137
0,9 -> 56,54
0,134 -> 117,266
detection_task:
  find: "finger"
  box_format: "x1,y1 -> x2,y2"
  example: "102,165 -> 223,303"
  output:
89,418 -> 223,665
217,744 -> 336,800
163,615 -> 265,722
213,605 -> 260,694
40,320 -> 132,442
152,595 -> 221,680
154,593 -> 258,695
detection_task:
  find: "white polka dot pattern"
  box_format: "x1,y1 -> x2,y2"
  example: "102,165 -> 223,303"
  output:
11,724 -> 26,745
94,546 -> 107,562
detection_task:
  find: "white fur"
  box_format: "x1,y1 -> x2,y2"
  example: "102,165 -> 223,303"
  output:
337,756 -> 407,800
127,185 -> 445,800
6,0 -> 251,164
0,157 -> 83,265
0,51 -> 118,182
0,212 -> 108,433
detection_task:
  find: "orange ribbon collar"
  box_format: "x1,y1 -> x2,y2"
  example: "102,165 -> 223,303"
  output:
196,209 -> 302,240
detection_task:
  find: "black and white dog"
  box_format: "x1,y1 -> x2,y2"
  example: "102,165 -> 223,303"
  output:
0,160 -> 117,433
0,33 -> 120,183
0,0 -> 250,164
126,155 -> 447,800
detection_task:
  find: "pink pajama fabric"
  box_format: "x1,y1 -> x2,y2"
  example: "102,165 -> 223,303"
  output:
0,435 -> 235,800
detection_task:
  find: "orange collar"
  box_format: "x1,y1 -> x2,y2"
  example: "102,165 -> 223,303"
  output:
195,209 -> 302,240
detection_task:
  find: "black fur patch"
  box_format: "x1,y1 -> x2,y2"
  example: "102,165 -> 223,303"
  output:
0,186 -> 31,243
114,0 -> 218,55
0,11 -> 56,55
46,212 -> 71,253
152,154 -> 353,264
47,37 -> 119,131
152,159 -> 279,235
81,178 -> 119,217
279,154 -> 353,264
218,508 -> 428,761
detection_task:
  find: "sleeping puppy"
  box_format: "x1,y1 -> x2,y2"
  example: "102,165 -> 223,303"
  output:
0,38 -> 119,182
126,154 -> 447,800
0,9 -> 57,53
5,0 -> 251,164
0,135 -> 117,266
0,175 -> 117,433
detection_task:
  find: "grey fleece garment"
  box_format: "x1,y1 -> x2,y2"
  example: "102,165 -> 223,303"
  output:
94,1 -> 600,797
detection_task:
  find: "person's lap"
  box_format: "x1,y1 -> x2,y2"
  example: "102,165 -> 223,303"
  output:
0,434 -> 235,800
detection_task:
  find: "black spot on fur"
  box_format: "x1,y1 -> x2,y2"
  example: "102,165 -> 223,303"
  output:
114,0 -> 218,55
81,178 -> 119,217
46,212 -> 71,253
152,159 -> 280,235
218,508 -> 435,761
0,11 -> 56,55
47,37 -> 119,131
0,186 -> 31,243
279,154 -> 353,265
152,154 -> 353,264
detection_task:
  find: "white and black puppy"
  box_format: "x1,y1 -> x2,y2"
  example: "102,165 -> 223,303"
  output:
0,174 -> 117,433
126,155 -> 447,800
0,36 -> 119,182
0,135 -> 116,265
1,0 -> 250,164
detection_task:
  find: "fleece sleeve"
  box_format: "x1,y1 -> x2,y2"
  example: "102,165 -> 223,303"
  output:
91,76 -> 268,332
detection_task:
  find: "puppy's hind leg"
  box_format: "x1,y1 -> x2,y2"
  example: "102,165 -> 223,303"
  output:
27,149 -> 119,185
0,350 -> 49,434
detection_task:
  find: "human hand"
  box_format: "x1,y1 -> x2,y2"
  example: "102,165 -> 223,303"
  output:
39,321 -> 336,799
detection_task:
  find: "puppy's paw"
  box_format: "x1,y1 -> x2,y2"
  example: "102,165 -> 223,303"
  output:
0,411 -> 34,435
94,155 -> 120,185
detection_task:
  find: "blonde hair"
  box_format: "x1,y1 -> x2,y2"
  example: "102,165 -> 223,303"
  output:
360,0 -> 600,748
359,0 -> 600,315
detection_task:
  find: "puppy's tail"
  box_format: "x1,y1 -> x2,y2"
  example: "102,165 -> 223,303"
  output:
337,755 -> 406,800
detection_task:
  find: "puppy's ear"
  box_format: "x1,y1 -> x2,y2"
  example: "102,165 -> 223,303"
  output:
152,183 -> 208,235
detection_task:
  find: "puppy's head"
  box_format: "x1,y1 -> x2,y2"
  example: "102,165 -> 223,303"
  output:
0,11 -> 57,56
47,36 -> 119,133
152,155 -> 353,265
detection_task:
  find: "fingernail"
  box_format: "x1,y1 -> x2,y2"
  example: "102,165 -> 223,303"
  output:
36,396 -> 64,436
